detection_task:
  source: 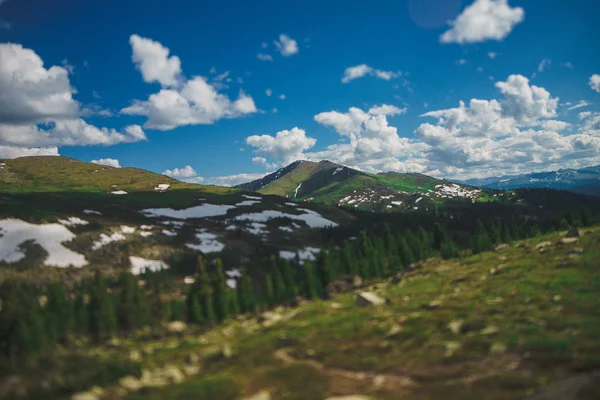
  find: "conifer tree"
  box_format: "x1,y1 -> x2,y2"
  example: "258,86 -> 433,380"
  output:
45,282 -> 74,345
432,223 -> 446,251
238,273 -> 256,313
281,259 -> 298,302
88,270 -> 117,342
73,287 -> 88,333
213,258 -> 228,321
195,256 -> 215,324
272,267 -> 286,305
263,273 -> 275,307
341,241 -> 359,276
302,261 -> 322,299
399,237 -> 415,266
117,271 -> 138,332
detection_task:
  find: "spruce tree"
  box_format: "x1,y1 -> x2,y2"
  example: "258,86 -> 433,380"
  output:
73,286 -> 88,333
117,271 -> 138,332
238,273 -> 256,314
281,259 -> 298,302
263,273 -> 275,307
88,270 -> 117,343
432,223 -> 446,251
302,261 -> 322,299
45,282 -> 74,345
213,258 -> 228,321
342,241 -> 359,276
272,267 -> 286,305
399,237 -> 415,266
196,257 -> 215,324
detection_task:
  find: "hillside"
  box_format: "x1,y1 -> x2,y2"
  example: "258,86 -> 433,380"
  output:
462,165 -> 600,197
0,156 -> 353,284
4,226 -> 600,400
237,160 -> 488,210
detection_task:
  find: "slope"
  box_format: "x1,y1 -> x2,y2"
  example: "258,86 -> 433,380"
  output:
237,160 -> 488,210
13,226 -> 600,400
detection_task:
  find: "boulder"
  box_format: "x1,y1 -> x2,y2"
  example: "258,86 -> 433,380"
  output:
481,325 -> 499,336
119,376 -> 142,392
244,390 -> 272,400
325,279 -> 352,298
566,226 -> 581,238
494,244 -> 509,251
534,241 -> 552,251
352,275 -> 364,288
567,247 -> 584,255
356,292 -> 386,307
183,365 -> 200,376
390,272 -> 403,284
422,300 -> 442,310
184,352 -> 199,364
72,393 -> 99,400
559,237 -> 578,245
166,321 -> 187,333
385,324 -> 403,339
448,319 -> 464,335
325,396 -> 375,400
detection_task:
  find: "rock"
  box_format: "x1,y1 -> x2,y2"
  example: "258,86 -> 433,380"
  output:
166,321 -> 187,333
445,341 -> 461,357
490,343 -> 507,354
292,296 -> 308,306
422,300 -> 442,310
534,241 -> 552,250
184,352 -> 199,364
129,350 -> 141,362
498,255 -> 508,262
373,375 -> 386,388
277,335 -> 297,347
352,275 -> 363,288
325,396 -> 375,400
119,376 -> 142,392
161,365 -> 185,384
494,244 -> 509,251
243,390 -> 272,400
356,292 -> 386,307
553,295 -> 562,302
567,247 -> 584,254
448,319 -> 464,335
71,394 -> 98,400
183,365 -> 200,376
567,254 -> 582,261
325,279 -> 352,298
385,324 -> 403,339
329,302 -> 342,309
489,267 -> 498,275
559,237 -> 578,245
481,325 -> 499,336
566,226 -> 581,238
222,344 -> 234,358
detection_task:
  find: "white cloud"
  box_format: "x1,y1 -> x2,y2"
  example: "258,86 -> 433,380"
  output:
537,59 -> 551,73
495,74 -> 558,124
61,59 -> 74,74
252,156 -> 278,169
257,53 -> 273,62
590,74 -> 600,93
567,100 -> 591,111
341,64 -> 401,84
440,0 -> 524,44
273,34 -> 299,56
540,120 -> 570,132
246,127 -> 316,166
367,105 -> 407,116
457,59 -> 468,65
205,172 -> 271,187
488,52 -> 499,59
265,88 -> 272,96
0,145 -> 59,159
129,34 -> 182,87
123,35 -> 257,130
279,94 -> 286,100
561,62 -> 574,69
0,43 -> 146,153
162,165 -> 196,178
91,158 -> 121,168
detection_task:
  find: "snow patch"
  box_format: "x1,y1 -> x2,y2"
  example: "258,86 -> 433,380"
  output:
186,230 -> 225,253
111,190 -> 128,195
120,225 -> 136,234
162,229 -> 177,237
234,208 -> 337,228
246,222 -> 267,235
279,247 -> 321,264
235,200 -> 260,207
57,217 -> 89,227
285,202 -> 298,207
226,279 -> 237,289
140,225 -> 154,230
129,256 -> 169,275
0,219 -> 87,267
279,226 -> 294,232
242,195 -> 262,200
154,184 -> 171,192
142,204 -> 235,219
293,182 -> 302,199
391,201 -> 403,206
415,197 -> 423,204
92,232 -> 126,250
332,167 -> 344,176
83,209 -> 102,215
139,231 -> 154,237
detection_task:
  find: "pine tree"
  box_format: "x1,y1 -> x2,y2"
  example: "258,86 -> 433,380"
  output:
302,261 -> 322,299
471,219 -> 492,254
399,237 -> 415,266
238,273 -> 256,314
117,271 -> 138,332
440,237 -> 459,259
88,270 -> 117,342
73,286 -> 88,333
45,282 -> 74,345
272,267 -> 286,305
263,273 -> 275,307
281,259 -> 298,302
432,223 -> 446,251
342,241 -> 359,276
196,257 -> 215,324
213,258 -> 228,321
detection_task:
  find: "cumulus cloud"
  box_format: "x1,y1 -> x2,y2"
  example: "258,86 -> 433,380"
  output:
204,172 -> 271,187
252,156 -> 278,170
246,127 -> 316,166
265,88 -> 272,97
129,34 -> 182,87
413,75 -> 600,178
0,43 -> 146,155
341,64 -> 401,83
440,0 -> 524,44
488,52 -> 499,59
162,165 -> 197,178
0,145 -> 59,159
91,158 -> 121,168
537,59 -> 551,73
590,74 -> 600,93
273,34 -> 299,56
122,35 -> 257,130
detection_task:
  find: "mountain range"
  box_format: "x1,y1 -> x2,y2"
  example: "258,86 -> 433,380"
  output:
461,165 -> 600,196
236,160 -> 488,211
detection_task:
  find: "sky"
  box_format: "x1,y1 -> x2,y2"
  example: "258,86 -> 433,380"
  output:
0,0 -> 599,185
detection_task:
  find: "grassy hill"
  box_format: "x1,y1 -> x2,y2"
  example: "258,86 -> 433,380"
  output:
237,160 -> 488,210
6,226 -> 600,400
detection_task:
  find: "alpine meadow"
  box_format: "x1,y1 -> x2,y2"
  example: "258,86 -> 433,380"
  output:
1,1 -> 600,399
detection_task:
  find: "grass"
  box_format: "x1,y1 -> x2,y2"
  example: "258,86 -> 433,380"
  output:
9,226 -> 597,400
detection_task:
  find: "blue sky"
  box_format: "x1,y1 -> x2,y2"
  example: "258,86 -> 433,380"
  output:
0,0 -> 599,185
